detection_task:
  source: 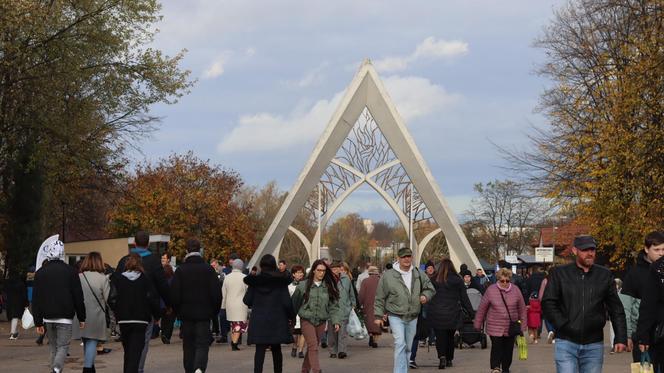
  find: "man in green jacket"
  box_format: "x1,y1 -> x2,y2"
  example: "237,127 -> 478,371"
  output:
374,247 -> 435,373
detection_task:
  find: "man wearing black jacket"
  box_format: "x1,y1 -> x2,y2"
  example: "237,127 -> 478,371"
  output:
33,238 -> 86,373
116,231 -> 170,373
622,231 -> 664,361
543,235 -> 627,373
170,238 -> 222,373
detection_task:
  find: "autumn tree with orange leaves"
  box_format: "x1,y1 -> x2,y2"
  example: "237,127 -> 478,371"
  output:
108,152 -> 255,261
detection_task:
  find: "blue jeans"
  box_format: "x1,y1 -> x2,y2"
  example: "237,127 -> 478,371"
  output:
388,315 -> 417,373
554,339 -> 603,373
82,338 -> 99,368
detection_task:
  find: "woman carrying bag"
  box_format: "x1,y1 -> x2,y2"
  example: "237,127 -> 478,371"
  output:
474,268 -> 527,373
292,259 -> 341,373
5,273 -> 29,340
79,252 -> 111,373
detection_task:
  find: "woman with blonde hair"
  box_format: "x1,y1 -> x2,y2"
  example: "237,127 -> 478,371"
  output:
79,252 -> 111,373
474,268 -> 527,373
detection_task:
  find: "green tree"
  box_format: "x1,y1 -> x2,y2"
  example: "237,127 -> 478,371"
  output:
0,0 -> 192,275
503,0 -> 664,268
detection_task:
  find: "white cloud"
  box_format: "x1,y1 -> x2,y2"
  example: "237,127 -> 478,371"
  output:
245,47 -> 256,57
383,75 -> 462,121
375,36 -> 469,73
218,92 -> 344,153
218,75 -> 461,153
413,37 -> 469,59
285,62 -> 329,88
203,57 -> 225,79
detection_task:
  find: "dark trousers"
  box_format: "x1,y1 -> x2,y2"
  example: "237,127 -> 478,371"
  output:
651,343 -> 663,373
409,337 -> 419,361
490,336 -> 516,372
434,329 -> 456,361
161,311 -> 176,340
254,344 -> 283,373
219,309 -> 230,337
181,320 -> 211,373
120,323 -> 148,373
631,333 -> 643,363
211,311 -> 220,335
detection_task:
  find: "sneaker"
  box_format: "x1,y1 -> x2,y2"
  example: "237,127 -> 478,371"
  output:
491,369 -> 501,373
338,352 -> 347,359
291,347 -> 297,357
329,353 -> 337,358
298,351 -> 305,358
9,333 -> 18,340
321,342 -> 328,348
161,335 -> 171,344
409,361 -> 418,369
547,331 -> 554,344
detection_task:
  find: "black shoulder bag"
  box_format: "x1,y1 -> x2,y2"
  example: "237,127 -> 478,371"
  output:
499,289 -> 522,337
82,273 -> 111,328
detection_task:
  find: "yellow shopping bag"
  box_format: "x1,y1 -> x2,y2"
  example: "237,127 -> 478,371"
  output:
516,335 -> 528,360
631,351 -> 655,373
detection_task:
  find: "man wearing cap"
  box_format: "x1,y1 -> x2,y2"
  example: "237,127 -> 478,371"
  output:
542,235 -> 627,373
374,247 -> 435,373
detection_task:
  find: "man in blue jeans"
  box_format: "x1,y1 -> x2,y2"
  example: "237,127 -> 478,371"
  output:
374,248 -> 435,373
542,235 -> 628,373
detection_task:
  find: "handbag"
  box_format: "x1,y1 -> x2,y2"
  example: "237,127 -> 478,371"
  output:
347,309 -> 368,340
499,289 -> 522,337
630,351 -> 654,373
82,273 -> 111,328
21,307 -> 35,329
516,335 -> 528,360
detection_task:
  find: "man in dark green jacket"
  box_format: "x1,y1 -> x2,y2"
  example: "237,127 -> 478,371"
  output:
374,247 -> 435,373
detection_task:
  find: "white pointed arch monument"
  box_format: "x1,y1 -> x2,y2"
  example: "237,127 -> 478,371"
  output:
248,60 -> 480,271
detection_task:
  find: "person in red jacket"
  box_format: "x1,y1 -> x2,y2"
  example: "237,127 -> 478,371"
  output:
474,268 -> 527,373
527,294 -> 542,343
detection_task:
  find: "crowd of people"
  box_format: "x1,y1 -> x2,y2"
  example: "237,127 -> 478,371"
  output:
3,230 -> 664,373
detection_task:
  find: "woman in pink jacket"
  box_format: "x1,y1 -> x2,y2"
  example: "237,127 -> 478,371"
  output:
473,268 -> 527,373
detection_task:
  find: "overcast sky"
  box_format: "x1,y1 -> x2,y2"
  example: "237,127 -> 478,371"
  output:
137,0 -> 566,223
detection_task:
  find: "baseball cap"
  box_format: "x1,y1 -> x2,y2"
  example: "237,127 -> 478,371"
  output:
398,247 -> 413,257
573,235 -> 597,251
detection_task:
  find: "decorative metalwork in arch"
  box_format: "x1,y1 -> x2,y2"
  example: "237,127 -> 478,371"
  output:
248,60 -> 481,270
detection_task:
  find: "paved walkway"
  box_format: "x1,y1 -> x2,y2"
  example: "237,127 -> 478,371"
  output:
0,322 -> 633,372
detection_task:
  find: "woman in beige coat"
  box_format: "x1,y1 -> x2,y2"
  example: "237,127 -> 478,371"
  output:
222,259 -> 248,350
79,252 -> 111,372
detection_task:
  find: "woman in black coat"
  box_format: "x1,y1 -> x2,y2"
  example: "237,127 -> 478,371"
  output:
427,258 -> 475,369
5,274 -> 29,339
244,254 -> 295,373
637,256 -> 664,372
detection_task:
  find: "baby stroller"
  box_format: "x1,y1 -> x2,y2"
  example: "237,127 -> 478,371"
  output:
455,287 -> 487,349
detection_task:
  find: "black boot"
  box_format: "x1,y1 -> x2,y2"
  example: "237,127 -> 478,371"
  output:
231,342 -> 240,351
438,356 -> 446,369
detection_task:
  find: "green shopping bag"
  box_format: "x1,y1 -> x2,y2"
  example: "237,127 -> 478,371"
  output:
516,335 -> 528,360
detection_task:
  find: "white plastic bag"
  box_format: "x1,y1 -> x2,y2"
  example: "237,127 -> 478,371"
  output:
347,309 -> 368,340
21,307 -> 34,329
